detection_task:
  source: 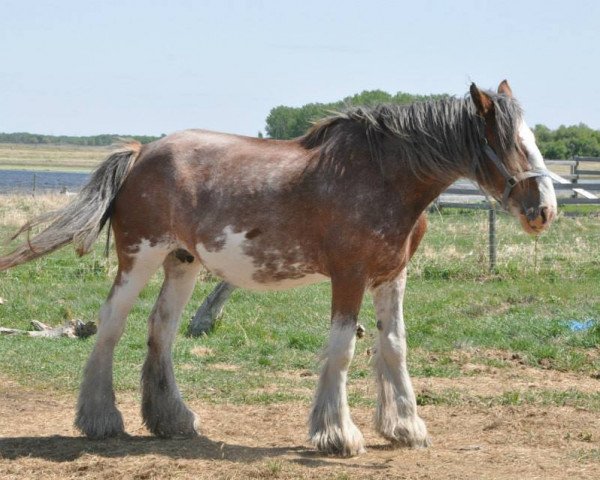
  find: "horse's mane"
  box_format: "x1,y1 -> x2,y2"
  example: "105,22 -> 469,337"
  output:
299,93 -> 524,182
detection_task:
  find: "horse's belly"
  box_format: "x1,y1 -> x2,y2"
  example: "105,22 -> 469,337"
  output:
195,226 -> 328,291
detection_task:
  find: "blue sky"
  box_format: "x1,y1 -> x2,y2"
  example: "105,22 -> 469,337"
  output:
1,0 -> 599,136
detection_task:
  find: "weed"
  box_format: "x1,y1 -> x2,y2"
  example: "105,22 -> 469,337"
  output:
264,460 -> 284,477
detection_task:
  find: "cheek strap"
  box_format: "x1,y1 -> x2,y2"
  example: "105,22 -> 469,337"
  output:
483,144 -> 550,209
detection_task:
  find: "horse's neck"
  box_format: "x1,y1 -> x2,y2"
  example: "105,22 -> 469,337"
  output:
389,157 -> 463,216
399,176 -> 455,223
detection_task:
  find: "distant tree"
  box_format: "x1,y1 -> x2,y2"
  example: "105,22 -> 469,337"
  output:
265,105 -> 305,139
264,90 -> 450,139
533,123 -> 600,158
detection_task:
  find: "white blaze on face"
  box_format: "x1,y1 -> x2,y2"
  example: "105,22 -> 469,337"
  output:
518,120 -> 557,212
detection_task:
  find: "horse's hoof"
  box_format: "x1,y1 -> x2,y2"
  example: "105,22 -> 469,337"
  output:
309,424 -> 366,457
378,415 -> 431,448
75,407 -> 125,439
143,406 -> 199,438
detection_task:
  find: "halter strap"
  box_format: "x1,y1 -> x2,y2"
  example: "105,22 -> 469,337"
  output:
483,144 -> 550,209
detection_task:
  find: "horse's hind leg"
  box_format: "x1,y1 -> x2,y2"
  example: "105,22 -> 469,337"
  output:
187,281 -> 235,336
76,243 -> 168,439
141,249 -> 201,437
372,268 -> 430,448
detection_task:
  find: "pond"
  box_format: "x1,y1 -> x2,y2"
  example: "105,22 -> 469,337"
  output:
0,169 -> 90,194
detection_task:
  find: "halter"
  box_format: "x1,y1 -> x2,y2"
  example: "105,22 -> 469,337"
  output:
482,143 -> 550,209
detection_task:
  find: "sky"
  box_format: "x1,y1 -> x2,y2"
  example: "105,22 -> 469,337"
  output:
1,0 -> 599,137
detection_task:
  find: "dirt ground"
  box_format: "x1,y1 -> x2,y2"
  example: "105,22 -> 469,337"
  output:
1,368 -> 600,480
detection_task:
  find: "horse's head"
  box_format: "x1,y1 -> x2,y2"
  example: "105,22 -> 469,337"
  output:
469,80 -> 557,234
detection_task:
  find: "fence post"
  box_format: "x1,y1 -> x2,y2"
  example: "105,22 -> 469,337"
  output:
32,173 -> 37,196
571,156 -> 579,198
488,206 -> 497,272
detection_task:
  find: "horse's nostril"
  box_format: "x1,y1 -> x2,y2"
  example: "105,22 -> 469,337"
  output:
540,206 -> 548,224
525,207 -> 537,221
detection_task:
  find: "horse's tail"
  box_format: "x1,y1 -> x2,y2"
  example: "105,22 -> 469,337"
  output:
0,141 -> 142,271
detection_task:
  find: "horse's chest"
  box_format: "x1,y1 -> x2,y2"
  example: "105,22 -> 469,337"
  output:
195,226 -> 327,291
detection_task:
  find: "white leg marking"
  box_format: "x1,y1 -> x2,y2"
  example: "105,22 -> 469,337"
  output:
372,269 -> 430,448
142,253 -> 202,437
75,241 -> 169,438
309,321 -> 365,457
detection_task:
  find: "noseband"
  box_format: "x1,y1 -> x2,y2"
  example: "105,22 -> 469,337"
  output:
482,143 -> 550,209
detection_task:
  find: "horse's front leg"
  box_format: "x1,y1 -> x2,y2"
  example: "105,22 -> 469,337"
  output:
309,276 -> 366,457
372,268 -> 430,448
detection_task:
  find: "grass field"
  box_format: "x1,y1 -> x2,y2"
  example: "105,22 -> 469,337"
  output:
0,143 -> 107,171
1,194 -> 599,479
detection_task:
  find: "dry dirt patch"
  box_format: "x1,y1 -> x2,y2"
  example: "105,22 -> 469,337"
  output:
1,374 -> 599,480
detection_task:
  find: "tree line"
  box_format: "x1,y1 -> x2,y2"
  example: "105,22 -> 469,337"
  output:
264,90 -> 600,159
264,90 -> 449,139
2,90 -> 599,158
532,124 -> 600,159
0,132 -> 162,146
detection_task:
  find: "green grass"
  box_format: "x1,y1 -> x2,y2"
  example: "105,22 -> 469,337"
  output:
416,387 -> 600,410
0,199 -> 599,408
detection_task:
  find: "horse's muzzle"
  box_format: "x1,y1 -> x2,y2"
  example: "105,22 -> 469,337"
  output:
522,205 -> 556,234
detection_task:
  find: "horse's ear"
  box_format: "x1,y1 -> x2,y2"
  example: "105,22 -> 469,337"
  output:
497,79 -> 513,97
470,83 -> 493,117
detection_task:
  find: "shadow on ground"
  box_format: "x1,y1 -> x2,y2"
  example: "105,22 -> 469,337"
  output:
0,434 -> 389,472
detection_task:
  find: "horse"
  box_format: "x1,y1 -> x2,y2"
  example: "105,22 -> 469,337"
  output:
0,80 -> 556,457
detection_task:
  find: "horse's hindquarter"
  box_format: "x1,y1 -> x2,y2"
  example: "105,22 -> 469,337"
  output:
114,130 -> 423,291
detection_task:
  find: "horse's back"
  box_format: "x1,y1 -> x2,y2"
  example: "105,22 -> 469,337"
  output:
142,128 -> 302,165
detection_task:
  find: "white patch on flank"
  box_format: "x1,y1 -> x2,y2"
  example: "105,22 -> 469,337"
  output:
111,239 -> 169,308
196,226 -> 327,291
103,239 -> 171,326
518,120 -> 558,211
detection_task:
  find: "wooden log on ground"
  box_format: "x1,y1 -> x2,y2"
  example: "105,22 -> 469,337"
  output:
0,320 -> 97,338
